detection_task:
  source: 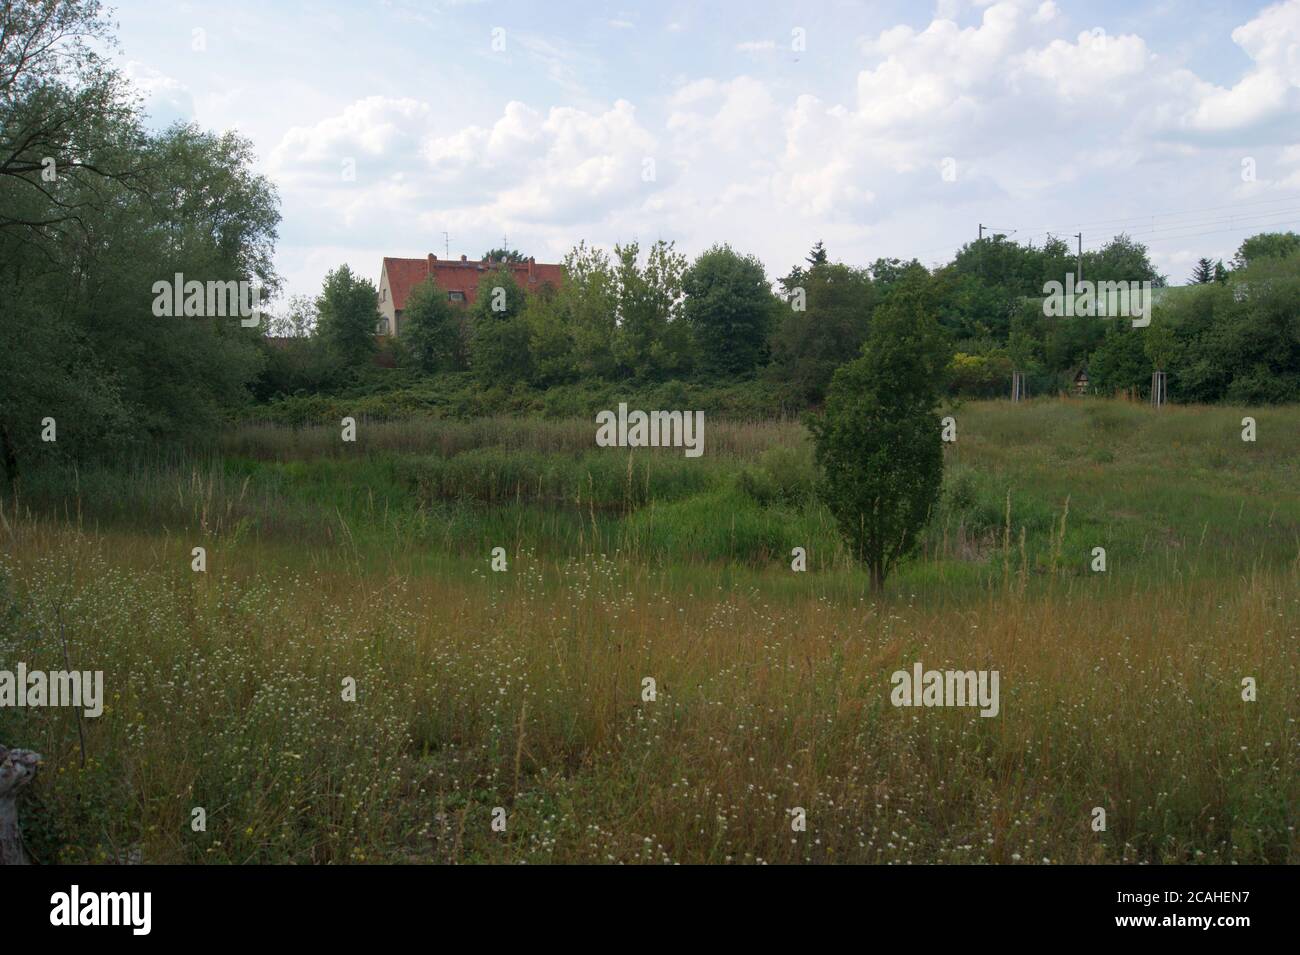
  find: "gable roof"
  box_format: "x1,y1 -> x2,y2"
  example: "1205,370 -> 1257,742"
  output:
383,254 -> 564,311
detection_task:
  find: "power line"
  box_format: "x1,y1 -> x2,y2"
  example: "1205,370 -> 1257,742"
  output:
1084,216 -> 1300,250
1009,192 -> 1300,236
902,194 -> 1300,268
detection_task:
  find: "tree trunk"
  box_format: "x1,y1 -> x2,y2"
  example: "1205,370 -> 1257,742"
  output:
0,744 -> 42,865
869,561 -> 885,593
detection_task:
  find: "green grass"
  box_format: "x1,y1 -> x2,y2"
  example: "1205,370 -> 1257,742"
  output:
13,398 -> 1299,590
2,398 -> 1296,864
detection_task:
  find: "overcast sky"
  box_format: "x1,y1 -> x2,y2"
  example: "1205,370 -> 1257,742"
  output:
113,0 -> 1300,300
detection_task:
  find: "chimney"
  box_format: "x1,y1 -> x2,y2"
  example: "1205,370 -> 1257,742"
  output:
460,254 -> 467,262
427,253 -> 435,277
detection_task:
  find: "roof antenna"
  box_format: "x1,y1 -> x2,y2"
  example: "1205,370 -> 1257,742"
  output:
442,231 -> 450,258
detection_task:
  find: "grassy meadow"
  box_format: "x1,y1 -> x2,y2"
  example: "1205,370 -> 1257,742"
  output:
1,398 -> 1296,864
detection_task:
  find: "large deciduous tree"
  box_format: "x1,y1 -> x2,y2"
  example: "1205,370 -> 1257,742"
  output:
315,265 -> 379,368
681,244 -> 774,378
767,261 -> 877,404
0,1 -> 280,484
400,277 -> 463,374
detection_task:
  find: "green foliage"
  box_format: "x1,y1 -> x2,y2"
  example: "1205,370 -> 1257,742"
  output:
736,445 -> 816,507
767,263 -> 877,403
558,241 -> 619,379
948,352 -> 1014,398
807,276 -> 948,590
682,244 -> 775,378
400,277 -> 464,374
0,91 -> 278,479
316,265 -> 379,368
949,233 -> 1070,298
1144,316 -> 1176,371
1231,231 -> 1300,270
469,267 -> 532,384
611,240 -> 691,380
481,247 -> 526,264
1085,233 -> 1166,286
1087,320 -> 1150,396
1144,257 -> 1300,404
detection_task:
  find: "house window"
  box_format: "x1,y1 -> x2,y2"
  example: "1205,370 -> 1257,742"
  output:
448,291 -> 465,302
380,288 -> 386,302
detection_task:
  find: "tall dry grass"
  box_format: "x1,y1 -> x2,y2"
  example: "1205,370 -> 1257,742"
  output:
3,508 -> 1295,864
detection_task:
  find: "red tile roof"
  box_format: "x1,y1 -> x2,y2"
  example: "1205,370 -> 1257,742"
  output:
383,254 -> 564,311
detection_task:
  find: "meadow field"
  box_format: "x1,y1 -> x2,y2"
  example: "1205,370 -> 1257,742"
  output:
1,398 -> 1296,864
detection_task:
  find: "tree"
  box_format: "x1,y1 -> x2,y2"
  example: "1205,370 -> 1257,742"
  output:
611,239 -> 691,380
1231,231 -> 1300,270
469,267 -> 531,383
400,277 -> 463,373
1144,316 -> 1176,372
315,265 -> 379,368
768,263 -> 876,403
253,296 -> 336,402
869,257 -> 927,294
0,2 -> 282,481
481,247 -> 526,264
1191,258 -> 1215,284
522,283 -> 574,387
264,295 -> 317,338
0,0 -> 149,254
1,113 -> 278,482
807,275 -> 949,592
1087,321 -> 1149,396
1083,233 -> 1165,286
560,241 -> 619,379
930,267 -> 1016,345
682,244 -> 774,378
779,242 -> 830,293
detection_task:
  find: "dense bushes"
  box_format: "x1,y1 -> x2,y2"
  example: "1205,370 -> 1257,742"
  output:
248,374 -> 798,425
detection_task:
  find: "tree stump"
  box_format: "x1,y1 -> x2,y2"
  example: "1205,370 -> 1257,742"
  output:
0,744 -> 42,865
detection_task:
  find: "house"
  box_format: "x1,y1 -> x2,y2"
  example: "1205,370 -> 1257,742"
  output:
376,253 -> 564,337
1070,366 -> 1090,396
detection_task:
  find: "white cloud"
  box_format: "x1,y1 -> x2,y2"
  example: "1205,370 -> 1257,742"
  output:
1178,0 -> 1300,132
268,95 -> 662,239
1031,1 -> 1058,25
1019,29 -> 1150,101
268,97 -> 431,185
254,0 -> 1300,296
124,62 -> 195,128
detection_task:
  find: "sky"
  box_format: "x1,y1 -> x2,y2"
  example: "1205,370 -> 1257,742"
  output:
110,0 -> 1300,301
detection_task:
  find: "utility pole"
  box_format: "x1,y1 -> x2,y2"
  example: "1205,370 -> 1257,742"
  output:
1074,232 -> 1083,282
